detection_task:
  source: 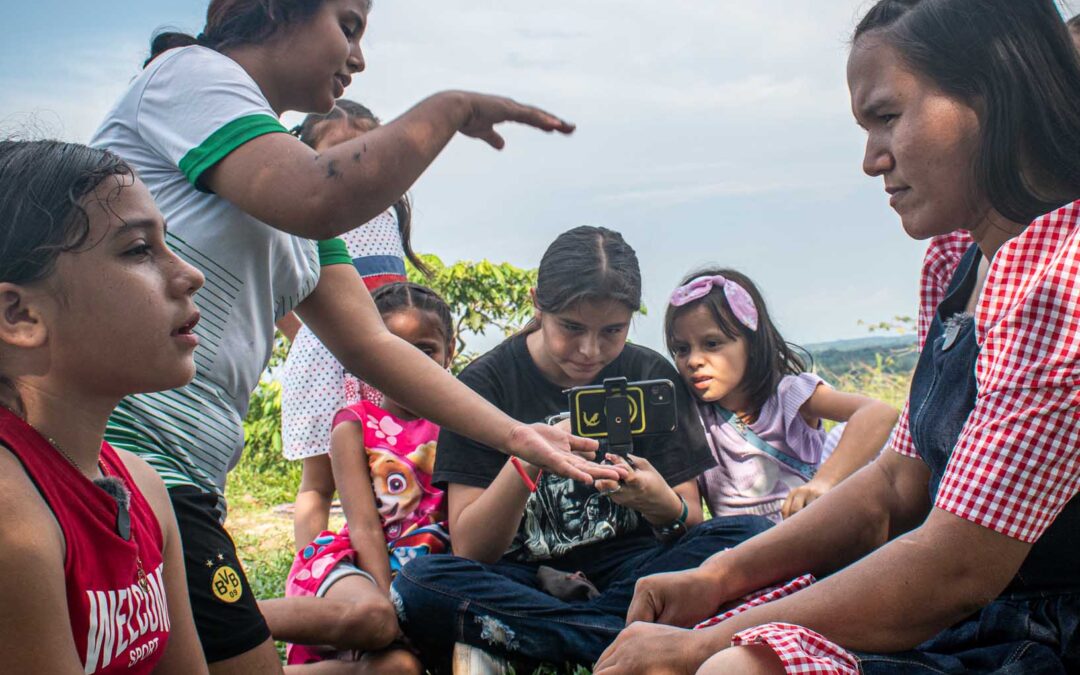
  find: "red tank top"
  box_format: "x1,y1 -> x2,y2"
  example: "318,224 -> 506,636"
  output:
0,407 -> 170,673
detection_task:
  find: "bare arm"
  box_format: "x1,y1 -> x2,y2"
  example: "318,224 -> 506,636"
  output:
205,91 -> 574,239
329,422 -> 395,592
295,264 -> 609,483
688,507 -> 1029,658
782,386 -> 899,518
294,455 -> 336,550
447,465 -> 538,564
276,313 -> 302,344
0,451 -> 84,673
626,450 -> 933,629
120,451 -> 209,675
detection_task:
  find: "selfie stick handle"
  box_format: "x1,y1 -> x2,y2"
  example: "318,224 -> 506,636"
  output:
603,377 -> 634,457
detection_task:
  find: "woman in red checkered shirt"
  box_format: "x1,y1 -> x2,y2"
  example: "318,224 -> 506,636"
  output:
595,1 -> 1080,673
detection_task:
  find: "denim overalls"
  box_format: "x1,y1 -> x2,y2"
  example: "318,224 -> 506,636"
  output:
859,245 -> 1080,673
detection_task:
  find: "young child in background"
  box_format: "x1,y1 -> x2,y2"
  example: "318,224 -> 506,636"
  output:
664,268 -> 898,522
277,282 -> 454,671
279,100 -> 432,552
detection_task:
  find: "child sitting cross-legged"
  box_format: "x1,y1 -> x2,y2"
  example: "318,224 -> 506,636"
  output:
270,282 -> 455,674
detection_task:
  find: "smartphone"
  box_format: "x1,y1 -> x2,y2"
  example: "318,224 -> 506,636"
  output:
565,378 -> 678,440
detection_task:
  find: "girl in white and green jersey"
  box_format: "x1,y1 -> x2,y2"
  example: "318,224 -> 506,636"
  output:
90,1 -> 617,671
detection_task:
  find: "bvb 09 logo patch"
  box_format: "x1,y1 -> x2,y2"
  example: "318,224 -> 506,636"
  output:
207,555 -> 244,604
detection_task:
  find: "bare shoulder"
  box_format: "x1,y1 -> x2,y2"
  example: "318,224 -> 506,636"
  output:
0,444 -> 65,564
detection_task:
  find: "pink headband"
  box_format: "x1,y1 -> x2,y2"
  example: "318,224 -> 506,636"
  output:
668,275 -> 759,331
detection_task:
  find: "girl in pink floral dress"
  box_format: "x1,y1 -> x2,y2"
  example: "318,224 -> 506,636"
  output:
283,282 -> 454,669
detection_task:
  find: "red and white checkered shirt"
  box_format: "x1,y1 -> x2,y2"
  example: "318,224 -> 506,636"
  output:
888,200 -> 1080,543
716,202 -> 1080,674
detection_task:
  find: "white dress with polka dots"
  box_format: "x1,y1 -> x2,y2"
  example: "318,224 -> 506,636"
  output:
280,209 -> 408,460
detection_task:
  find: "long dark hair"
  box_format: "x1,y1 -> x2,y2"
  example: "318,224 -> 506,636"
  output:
371,282 -> 454,355
291,100 -> 429,276
0,140 -> 134,413
144,0 -> 371,65
523,225 -> 642,334
664,268 -> 806,418
854,0 -> 1080,224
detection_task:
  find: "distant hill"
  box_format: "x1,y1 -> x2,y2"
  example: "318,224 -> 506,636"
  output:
803,334 -> 918,379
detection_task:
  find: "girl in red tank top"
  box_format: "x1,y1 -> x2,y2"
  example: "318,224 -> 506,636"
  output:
0,141 -> 208,673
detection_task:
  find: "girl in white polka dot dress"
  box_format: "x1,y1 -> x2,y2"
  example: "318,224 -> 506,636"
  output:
278,101 -> 433,552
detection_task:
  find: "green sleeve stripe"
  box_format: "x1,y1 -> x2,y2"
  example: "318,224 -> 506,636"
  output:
318,238 -> 352,266
178,114 -> 288,189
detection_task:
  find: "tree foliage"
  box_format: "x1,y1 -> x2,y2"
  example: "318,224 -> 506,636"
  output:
407,253 -> 537,373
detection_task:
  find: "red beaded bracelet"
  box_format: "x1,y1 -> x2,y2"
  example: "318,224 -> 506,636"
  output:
510,457 -> 541,492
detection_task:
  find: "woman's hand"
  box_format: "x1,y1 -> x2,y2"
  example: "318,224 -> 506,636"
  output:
504,423 -> 623,484
456,92 -> 576,149
626,565 -> 732,628
594,622 -> 716,675
781,477 -> 833,519
594,454 -> 682,525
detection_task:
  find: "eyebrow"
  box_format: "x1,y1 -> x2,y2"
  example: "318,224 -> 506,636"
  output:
854,93 -> 894,124
112,218 -> 165,238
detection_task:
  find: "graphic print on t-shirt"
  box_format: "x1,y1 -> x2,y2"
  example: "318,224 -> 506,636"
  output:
513,475 -> 639,561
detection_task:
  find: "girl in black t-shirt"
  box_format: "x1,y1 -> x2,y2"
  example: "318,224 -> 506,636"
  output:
392,226 -> 773,671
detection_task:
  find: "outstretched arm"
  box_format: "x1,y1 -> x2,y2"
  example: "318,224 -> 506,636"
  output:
295,263 -> 613,484
205,91 -> 574,239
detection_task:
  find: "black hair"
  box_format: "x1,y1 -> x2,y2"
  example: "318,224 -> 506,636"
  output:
0,140 -> 132,286
853,0 -> 1080,224
524,225 -> 642,334
144,0 -> 372,65
0,140 -> 134,413
664,268 -> 807,419
371,282 -> 454,354
290,101 -> 429,276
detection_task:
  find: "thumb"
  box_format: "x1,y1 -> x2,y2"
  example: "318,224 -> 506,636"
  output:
476,129 -> 505,149
626,586 -> 659,625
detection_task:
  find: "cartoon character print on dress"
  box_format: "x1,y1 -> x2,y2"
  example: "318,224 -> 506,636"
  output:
360,404 -> 446,542
366,441 -> 439,540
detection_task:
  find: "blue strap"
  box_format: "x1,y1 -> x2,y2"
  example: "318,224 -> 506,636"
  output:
715,407 -> 817,481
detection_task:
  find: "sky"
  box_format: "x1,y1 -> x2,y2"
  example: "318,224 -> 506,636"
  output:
3,0 -> 1079,353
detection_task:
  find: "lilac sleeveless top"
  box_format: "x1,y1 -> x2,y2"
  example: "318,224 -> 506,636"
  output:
697,373 -> 825,523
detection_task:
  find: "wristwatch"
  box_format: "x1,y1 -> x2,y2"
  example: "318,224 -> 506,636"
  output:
652,495 -> 689,543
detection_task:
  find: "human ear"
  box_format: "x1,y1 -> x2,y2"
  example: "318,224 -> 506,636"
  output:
0,284 -> 48,349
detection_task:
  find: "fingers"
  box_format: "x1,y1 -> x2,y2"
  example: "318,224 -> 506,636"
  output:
509,101 -> 576,134
567,434 -> 600,455
580,460 -> 625,484
782,489 -> 807,519
476,129 -> 505,150
781,491 -> 795,520
625,587 -> 658,625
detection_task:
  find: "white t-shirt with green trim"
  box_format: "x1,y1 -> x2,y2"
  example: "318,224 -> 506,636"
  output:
91,46 -> 325,509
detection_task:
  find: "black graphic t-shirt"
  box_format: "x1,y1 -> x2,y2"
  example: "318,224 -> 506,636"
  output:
435,333 -> 715,563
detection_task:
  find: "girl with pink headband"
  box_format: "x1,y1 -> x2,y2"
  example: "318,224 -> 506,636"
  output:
663,268 -> 898,523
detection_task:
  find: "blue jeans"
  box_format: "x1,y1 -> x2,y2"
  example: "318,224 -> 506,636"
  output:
856,590 -> 1080,674
391,515 -> 771,670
